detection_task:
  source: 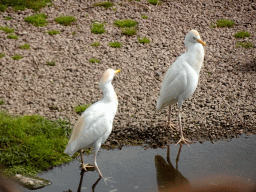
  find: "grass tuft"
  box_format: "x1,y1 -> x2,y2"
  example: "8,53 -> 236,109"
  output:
24,13 -> 48,27
0,26 -> 15,34
5,16 -> 12,20
216,19 -> 235,28
14,5 -> 25,11
12,55 -> 23,60
121,27 -> 137,36
91,22 -> 105,34
89,58 -> 100,63
74,104 -> 91,114
236,42 -> 253,49
0,0 -> 52,12
148,0 -> 162,5
141,15 -> 148,19
0,99 -> 4,105
20,43 -> 30,49
138,37 -> 150,44
7,34 -> 18,39
93,2 -> 114,9
0,111 -> 72,176
91,42 -> 100,47
0,53 -> 5,58
0,4 -> 7,12
114,19 -> 137,28
46,60 -> 55,66
47,30 -> 60,35
109,42 -> 122,48
234,31 -> 251,38
55,15 -> 76,26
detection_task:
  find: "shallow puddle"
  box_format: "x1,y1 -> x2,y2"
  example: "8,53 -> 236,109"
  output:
21,134 -> 256,191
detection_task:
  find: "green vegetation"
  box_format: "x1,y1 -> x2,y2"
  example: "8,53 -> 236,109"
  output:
47,30 -> 60,35
141,15 -> 148,19
93,2 -> 114,9
0,4 -> 7,12
91,22 -> 105,34
7,34 -> 18,39
91,42 -> 100,47
113,8 -> 117,11
121,27 -> 137,36
72,31 -> 76,35
109,42 -> 122,48
74,104 -> 91,114
138,37 -> 150,44
20,43 -> 30,49
12,55 -> 23,60
89,58 -> 100,63
216,19 -> 235,28
13,5 -> 25,11
114,19 -> 137,28
0,53 -> 5,58
55,15 -> 76,26
5,16 -> 12,20
148,0 -> 162,5
0,99 -> 4,105
234,31 -> 251,38
236,42 -> 253,49
0,111 -> 72,176
0,26 -> 15,34
46,60 -> 55,66
0,0 -> 52,11
24,13 -> 48,27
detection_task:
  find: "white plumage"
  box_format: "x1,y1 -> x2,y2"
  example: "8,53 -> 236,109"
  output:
64,68 -> 121,178
156,30 -> 206,145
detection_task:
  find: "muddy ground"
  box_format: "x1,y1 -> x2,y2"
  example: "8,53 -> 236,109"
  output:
0,0 -> 255,147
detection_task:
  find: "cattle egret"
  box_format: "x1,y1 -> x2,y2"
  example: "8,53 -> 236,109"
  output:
156,30 -> 206,145
64,69 -> 121,178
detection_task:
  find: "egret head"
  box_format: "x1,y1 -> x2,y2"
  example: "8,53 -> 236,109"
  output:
184,30 -> 206,47
99,69 -> 121,89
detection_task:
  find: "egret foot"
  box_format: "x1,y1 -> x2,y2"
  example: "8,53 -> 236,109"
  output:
161,121 -> 175,130
176,136 -> 191,146
103,177 -> 116,186
80,163 -> 94,171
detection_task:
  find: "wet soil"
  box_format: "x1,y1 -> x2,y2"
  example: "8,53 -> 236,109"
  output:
0,0 -> 255,146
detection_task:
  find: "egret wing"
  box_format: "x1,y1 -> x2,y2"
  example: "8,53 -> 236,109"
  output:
64,102 -> 110,155
157,67 -> 187,110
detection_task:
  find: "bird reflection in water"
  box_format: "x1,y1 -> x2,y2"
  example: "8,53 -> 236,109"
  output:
155,144 -> 191,192
77,170 -> 102,192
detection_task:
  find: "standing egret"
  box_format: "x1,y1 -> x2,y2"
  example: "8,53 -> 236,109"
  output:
64,69 -> 121,178
156,30 -> 206,145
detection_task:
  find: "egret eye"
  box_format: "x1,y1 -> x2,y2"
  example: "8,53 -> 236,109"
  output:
193,37 -> 196,40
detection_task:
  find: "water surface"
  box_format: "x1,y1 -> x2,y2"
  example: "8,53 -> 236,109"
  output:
21,134 -> 256,191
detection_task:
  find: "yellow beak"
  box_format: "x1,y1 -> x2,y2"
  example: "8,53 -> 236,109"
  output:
114,69 -> 121,74
197,39 -> 206,46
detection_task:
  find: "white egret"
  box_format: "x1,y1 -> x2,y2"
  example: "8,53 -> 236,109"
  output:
64,69 -> 121,178
156,30 -> 206,145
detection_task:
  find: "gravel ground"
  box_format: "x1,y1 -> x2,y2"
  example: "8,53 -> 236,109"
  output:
0,0 -> 255,147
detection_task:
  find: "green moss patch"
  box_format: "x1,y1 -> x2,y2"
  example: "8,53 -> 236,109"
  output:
216,19 -> 235,28
234,31 -> 251,38
0,111 -> 72,176
24,13 -> 48,27
91,22 -> 105,34
0,26 -> 15,33
93,2 -> 114,9
55,15 -> 76,26
109,42 -> 122,48
114,19 -> 137,28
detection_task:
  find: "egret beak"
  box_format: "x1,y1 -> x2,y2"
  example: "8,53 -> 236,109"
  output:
114,69 -> 121,74
197,39 -> 206,46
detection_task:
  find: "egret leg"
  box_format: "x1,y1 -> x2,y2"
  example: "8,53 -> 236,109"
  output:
80,150 -> 94,171
176,108 -> 190,146
161,106 -> 175,130
94,142 -> 103,178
